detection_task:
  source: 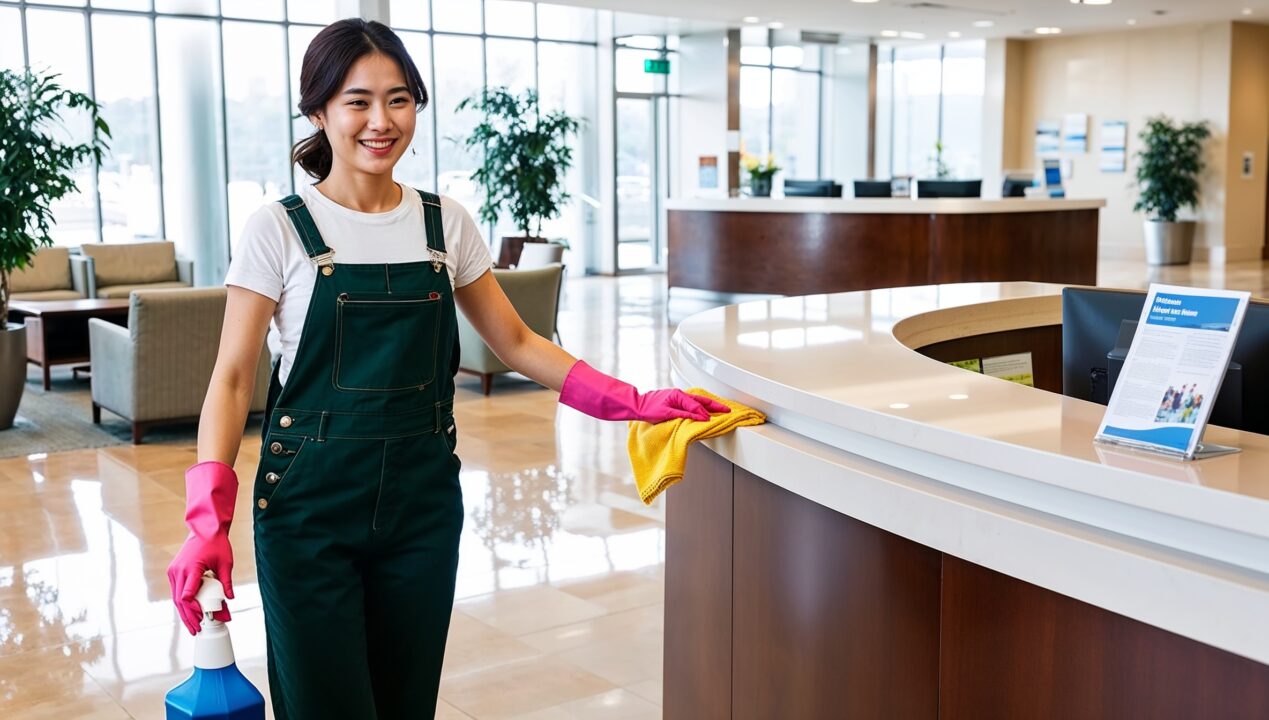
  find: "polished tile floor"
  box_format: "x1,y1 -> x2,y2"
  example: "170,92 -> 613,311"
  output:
3,260 -> 1269,719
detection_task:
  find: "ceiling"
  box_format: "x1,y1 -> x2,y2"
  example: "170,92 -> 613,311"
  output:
569,0 -> 1269,42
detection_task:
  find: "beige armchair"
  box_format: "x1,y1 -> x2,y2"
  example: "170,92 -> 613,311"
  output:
458,264 -> 564,395
71,240 -> 193,299
7,247 -> 86,301
88,287 -> 271,443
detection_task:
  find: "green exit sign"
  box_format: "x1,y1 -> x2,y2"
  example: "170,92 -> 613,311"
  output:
644,58 -> 670,75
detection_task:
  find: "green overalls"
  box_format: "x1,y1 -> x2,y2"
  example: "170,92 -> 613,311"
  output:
252,188 -> 463,719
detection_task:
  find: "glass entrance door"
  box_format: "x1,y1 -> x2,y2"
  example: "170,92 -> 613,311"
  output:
615,95 -> 666,271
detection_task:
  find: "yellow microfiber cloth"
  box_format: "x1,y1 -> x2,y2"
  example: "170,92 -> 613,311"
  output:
627,388 -> 766,504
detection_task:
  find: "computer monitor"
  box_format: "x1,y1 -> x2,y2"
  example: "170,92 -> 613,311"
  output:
916,179 -> 983,198
853,180 -> 892,198
1002,173 -> 1035,198
784,179 -> 843,198
1061,287 -> 1269,435
1042,158 -> 1063,188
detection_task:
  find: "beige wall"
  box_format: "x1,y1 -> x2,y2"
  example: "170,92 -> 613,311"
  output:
1227,22 -> 1269,261
1011,23 -> 1240,262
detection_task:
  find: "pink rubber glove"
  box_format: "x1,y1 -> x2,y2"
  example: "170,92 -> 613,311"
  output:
166,460 -> 237,635
559,360 -> 731,423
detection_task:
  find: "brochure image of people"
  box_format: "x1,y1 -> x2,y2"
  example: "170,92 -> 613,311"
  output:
1095,284 -> 1250,459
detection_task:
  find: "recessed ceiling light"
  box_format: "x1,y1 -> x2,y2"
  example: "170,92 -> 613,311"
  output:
889,403 -> 910,410
899,31 -> 926,39
948,30 -> 962,38
1127,18 -> 1137,25
851,0 -> 881,3
880,29 -> 899,37
1034,26 -> 1063,35
1070,0 -> 1113,4
768,21 -> 784,29
973,20 -> 994,28
742,16 -> 760,23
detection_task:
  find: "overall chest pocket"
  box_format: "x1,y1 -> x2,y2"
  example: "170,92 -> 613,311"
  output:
335,291 -> 442,392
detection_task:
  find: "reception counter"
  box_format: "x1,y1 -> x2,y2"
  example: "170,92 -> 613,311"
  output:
665,198 -> 1106,296
664,282 -> 1269,719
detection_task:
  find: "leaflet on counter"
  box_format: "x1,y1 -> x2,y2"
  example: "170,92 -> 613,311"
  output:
1095,284 -> 1250,460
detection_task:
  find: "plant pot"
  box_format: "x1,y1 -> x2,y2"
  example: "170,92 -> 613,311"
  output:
751,176 -> 773,197
497,236 -> 548,269
0,323 -> 27,430
1143,220 -> 1195,265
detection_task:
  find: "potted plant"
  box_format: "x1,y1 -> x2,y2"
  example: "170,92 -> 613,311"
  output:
0,68 -> 110,429
931,140 -> 951,179
741,152 -> 780,197
1133,115 -> 1211,265
457,87 -> 581,268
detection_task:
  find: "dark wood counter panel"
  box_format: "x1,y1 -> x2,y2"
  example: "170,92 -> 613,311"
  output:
666,208 -> 1099,295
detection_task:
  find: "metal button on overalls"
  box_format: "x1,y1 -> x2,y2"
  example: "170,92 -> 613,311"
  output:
251,189 -> 462,720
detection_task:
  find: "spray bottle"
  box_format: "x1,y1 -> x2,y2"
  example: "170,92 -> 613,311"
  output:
165,573 -> 266,720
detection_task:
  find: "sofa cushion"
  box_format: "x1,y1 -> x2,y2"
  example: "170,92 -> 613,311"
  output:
10,289 -> 84,301
97,281 -> 191,299
8,247 -> 72,293
81,241 -> 177,287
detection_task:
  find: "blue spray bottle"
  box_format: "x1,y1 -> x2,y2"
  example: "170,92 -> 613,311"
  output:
165,573 -> 266,720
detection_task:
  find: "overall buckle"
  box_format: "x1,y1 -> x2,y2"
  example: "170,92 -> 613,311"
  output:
312,250 -> 336,276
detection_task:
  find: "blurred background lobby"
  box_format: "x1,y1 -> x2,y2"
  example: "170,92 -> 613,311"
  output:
3,0 -> 1269,717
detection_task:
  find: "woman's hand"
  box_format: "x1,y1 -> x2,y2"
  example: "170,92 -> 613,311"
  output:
559,361 -> 730,423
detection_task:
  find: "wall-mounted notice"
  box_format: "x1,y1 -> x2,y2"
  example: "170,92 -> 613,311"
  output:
698,156 -> 718,189
1100,120 -> 1127,173
1036,120 -> 1061,156
1095,284 -> 1251,460
1062,113 -> 1088,153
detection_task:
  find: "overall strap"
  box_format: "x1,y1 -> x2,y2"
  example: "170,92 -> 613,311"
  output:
278,194 -> 336,269
415,189 -> 447,254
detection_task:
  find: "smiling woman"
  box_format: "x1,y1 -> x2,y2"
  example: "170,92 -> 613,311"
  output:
167,17 -> 725,720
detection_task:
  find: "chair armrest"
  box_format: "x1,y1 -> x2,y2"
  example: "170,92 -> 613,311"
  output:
176,257 -> 194,285
88,318 -> 134,419
69,255 -> 96,298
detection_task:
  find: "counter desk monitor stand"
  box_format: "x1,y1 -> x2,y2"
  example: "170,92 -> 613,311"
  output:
1061,287 -> 1269,436
915,179 -> 982,198
852,179 -> 892,198
783,179 -> 843,197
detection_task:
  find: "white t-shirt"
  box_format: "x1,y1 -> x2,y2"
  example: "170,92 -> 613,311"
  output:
224,182 -> 493,385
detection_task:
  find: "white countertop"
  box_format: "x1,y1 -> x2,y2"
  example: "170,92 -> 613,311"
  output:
671,282 -> 1269,665
665,197 -> 1107,214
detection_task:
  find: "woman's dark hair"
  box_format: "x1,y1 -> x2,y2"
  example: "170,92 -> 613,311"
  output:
291,19 -> 429,181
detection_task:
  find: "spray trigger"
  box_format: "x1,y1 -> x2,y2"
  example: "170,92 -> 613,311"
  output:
195,571 -> 225,619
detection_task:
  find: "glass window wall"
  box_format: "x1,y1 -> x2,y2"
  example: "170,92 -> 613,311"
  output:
9,1 -> 599,276
92,14 -> 161,243
878,40 -> 985,181
739,28 -> 824,182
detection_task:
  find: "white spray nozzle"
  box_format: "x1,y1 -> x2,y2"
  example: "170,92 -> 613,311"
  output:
195,572 -> 225,618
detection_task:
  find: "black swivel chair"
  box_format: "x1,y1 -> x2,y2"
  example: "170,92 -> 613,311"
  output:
784,179 -> 843,197
853,180 -> 893,198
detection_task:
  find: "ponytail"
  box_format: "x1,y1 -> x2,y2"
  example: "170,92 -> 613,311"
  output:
292,128 -> 334,182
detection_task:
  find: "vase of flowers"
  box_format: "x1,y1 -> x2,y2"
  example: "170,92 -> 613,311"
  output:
742,152 -> 780,197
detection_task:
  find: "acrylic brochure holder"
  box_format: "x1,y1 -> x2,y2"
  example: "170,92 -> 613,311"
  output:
1093,284 -> 1251,462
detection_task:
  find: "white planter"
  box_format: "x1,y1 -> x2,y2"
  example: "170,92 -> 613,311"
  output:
1143,219 -> 1195,265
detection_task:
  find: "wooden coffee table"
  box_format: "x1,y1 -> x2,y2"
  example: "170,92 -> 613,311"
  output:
7,299 -> 130,390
